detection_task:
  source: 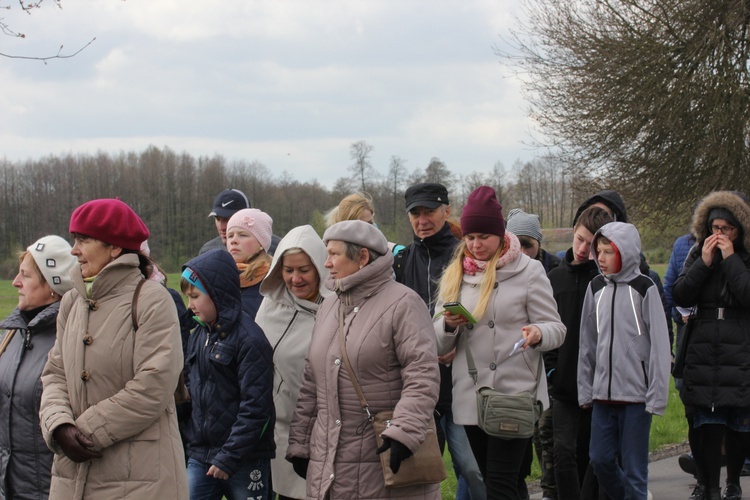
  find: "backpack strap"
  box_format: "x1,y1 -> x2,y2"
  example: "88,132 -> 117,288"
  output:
393,247 -> 407,283
131,279 -> 146,332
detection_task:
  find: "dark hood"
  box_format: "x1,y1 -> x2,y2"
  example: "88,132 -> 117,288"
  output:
573,190 -> 628,225
182,249 -> 242,333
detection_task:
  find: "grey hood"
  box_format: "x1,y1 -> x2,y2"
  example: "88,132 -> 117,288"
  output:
592,221 -> 642,283
260,225 -> 332,307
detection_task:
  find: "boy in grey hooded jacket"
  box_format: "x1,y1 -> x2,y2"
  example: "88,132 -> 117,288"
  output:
577,222 -> 670,500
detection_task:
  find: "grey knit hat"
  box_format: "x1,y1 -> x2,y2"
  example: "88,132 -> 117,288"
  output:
506,208 -> 543,243
323,220 -> 388,255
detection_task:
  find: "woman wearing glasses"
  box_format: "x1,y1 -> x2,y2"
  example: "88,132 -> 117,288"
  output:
674,191 -> 750,500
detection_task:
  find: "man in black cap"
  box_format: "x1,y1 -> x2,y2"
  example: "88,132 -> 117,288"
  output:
394,182 -> 486,500
198,189 -> 280,255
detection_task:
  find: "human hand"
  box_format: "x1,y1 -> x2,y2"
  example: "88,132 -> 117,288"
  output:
521,325 -> 542,348
715,233 -> 735,260
437,348 -> 456,365
289,457 -> 309,479
206,465 -> 229,480
376,437 -> 413,474
443,311 -> 468,329
53,424 -> 102,463
702,234 -> 720,266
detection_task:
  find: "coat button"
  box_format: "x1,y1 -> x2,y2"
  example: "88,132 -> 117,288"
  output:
466,324 -> 474,330
82,335 -> 93,346
493,282 -> 499,289
215,354 -> 220,360
489,363 -> 497,370
335,419 -> 341,426
488,321 -> 495,328
330,474 -> 335,480
334,359 -> 341,366
80,370 -> 90,381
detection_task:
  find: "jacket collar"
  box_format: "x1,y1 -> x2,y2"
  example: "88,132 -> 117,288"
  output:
326,252 -> 395,306
0,301 -> 60,331
72,253 -> 142,302
562,247 -> 599,273
413,223 -> 459,253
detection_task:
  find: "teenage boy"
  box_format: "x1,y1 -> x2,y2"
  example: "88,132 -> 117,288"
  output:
577,222 -> 670,500
181,249 -> 275,500
547,206 -> 612,499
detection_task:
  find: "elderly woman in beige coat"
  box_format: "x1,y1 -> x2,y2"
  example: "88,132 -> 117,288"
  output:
40,199 -> 188,499
255,225 -> 332,500
286,220 -> 441,499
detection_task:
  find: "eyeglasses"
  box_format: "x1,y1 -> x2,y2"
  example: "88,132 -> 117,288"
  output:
711,224 -> 736,235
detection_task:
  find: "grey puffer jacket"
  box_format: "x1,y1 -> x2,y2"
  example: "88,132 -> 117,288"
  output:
577,222 -> 671,415
0,303 -> 59,500
287,252 -> 441,499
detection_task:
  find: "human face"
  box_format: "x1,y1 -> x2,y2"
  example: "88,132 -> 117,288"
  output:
226,227 -> 262,263
465,233 -> 502,261
710,218 -> 739,241
325,240 -> 362,280
519,237 -> 541,259
214,216 -> 231,243
185,287 -> 217,324
282,252 -> 320,299
71,234 -> 120,278
597,240 -> 620,275
13,254 -> 56,311
358,209 -> 375,226
571,225 -> 595,264
408,205 -> 450,239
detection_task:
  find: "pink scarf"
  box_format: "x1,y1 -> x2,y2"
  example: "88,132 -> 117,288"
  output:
462,233 -> 521,275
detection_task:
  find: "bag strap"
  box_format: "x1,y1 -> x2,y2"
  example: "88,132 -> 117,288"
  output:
0,329 -> 17,358
131,279 -> 146,332
463,334 -> 543,399
337,303 -> 372,421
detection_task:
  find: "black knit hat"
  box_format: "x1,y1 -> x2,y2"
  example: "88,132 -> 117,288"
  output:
707,208 -> 740,231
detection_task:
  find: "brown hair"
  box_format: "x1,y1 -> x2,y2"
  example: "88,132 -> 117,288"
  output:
16,250 -> 45,284
574,206 -> 613,236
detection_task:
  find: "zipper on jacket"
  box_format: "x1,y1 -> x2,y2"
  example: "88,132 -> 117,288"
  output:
198,330 -> 213,447
607,283 -> 617,400
426,246 -> 432,302
273,311 -> 299,356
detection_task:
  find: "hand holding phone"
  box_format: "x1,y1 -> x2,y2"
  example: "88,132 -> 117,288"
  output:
441,302 -> 478,324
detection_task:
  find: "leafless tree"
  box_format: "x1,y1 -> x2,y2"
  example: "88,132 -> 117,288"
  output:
348,140 -> 375,192
503,0 -> 750,225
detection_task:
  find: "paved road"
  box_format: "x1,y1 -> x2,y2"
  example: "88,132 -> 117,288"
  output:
530,453 -> 731,499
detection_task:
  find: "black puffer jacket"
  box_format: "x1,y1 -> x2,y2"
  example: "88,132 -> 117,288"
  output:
544,248 -> 600,403
183,249 -> 275,475
0,303 -> 58,500
673,191 -> 750,409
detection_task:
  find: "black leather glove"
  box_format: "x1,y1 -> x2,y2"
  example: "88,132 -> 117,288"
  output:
53,424 -> 103,463
289,456 -> 309,479
376,437 -> 413,474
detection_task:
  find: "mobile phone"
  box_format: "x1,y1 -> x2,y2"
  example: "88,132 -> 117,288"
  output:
441,302 -> 478,324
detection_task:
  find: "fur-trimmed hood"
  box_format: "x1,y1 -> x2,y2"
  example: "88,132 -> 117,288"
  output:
692,191 -> 750,250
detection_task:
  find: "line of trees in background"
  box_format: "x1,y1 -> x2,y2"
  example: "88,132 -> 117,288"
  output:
0,142 -> 688,276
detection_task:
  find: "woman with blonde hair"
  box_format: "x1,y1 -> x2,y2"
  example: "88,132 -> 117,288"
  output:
434,186 -> 565,499
325,191 -> 376,226
226,208 -> 274,319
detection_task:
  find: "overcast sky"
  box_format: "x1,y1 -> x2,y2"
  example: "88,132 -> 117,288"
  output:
1,0 -> 534,187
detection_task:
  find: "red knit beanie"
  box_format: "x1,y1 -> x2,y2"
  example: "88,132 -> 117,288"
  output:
461,186 -> 505,238
69,199 -> 150,251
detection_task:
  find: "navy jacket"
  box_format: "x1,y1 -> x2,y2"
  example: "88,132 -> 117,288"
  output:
183,249 -> 275,475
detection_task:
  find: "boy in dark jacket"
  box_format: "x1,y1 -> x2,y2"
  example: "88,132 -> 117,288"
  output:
578,222 -> 670,500
546,205 -> 612,499
181,249 -> 275,500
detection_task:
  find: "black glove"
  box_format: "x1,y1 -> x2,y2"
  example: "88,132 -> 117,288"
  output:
289,456 -> 309,479
53,424 -> 103,463
376,437 -> 413,474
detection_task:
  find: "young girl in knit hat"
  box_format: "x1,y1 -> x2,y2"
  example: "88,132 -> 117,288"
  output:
226,208 -> 273,319
433,186 -> 566,499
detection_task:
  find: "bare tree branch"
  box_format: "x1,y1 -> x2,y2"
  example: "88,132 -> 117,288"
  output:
0,36 -> 95,62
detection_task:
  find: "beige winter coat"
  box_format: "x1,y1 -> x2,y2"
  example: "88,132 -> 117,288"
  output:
40,255 -> 188,499
256,225 -> 332,499
287,253 -> 441,499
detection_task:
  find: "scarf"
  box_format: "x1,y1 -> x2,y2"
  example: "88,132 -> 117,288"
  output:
462,233 -> 520,275
237,261 -> 270,288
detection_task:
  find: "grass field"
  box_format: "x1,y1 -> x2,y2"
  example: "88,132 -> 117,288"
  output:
0,267 -> 686,499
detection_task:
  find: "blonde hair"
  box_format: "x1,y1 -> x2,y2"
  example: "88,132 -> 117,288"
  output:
326,192 -> 376,227
240,252 -> 272,282
436,239 -> 505,320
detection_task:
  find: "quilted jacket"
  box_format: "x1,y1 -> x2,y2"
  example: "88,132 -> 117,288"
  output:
183,249 -> 275,476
